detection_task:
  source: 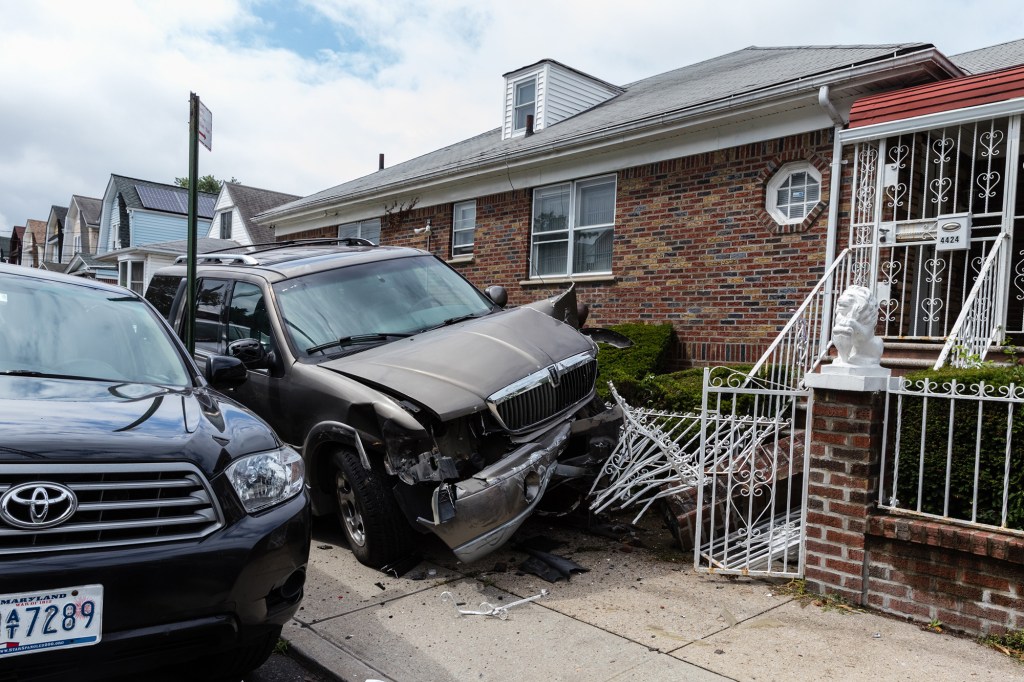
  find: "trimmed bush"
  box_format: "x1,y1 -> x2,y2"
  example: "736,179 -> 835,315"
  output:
596,323 -> 675,403
894,366 -> 1024,530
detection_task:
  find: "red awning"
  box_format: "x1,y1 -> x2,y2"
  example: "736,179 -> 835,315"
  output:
848,64 -> 1024,128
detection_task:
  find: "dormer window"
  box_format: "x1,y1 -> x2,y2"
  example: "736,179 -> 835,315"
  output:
502,60 -> 622,140
513,78 -> 536,132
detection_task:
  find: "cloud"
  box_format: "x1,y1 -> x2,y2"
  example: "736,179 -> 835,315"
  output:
0,0 -> 1021,237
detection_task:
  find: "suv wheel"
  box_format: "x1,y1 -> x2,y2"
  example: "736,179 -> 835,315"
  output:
332,449 -> 415,568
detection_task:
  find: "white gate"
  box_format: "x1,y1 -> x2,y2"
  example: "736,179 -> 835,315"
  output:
693,369 -> 812,577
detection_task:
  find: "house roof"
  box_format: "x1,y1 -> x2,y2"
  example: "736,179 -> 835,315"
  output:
108,175 -> 218,219
223,183 -> 301,243
72,195 -> 102,227
40,261 -> 70,273
951,38 -> 1024,75
259,43 -> 958,225
849,63 -> 1024,129
25,219 -> 46,245
49,205 -> 68,226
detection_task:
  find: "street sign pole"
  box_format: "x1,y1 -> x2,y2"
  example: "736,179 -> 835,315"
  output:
185,92 -> 200,356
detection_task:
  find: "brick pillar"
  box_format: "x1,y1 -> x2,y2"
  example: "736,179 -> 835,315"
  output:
804,387 -> 887,604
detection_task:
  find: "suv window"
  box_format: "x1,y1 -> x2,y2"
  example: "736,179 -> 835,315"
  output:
274,254 -> 493,357
145,274 -> 183,318
227,281 -> 276,355
195,278 -> 230,347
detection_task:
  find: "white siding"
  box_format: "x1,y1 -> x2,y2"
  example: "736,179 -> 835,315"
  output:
502,61 -> 618,140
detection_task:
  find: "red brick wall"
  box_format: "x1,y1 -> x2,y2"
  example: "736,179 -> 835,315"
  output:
283,129 -> 837,368
807,387 -> 1024,637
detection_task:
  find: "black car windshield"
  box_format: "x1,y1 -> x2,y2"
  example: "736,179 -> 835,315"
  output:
0,272 -> 191,387
274,255 -> 495,357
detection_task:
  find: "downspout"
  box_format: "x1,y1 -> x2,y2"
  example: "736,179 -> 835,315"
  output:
819,85 -> 873,606
818,85 -> 848,360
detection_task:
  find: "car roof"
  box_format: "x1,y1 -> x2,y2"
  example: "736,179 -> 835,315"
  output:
0,262 -> 141,297
152,240 -> 430,283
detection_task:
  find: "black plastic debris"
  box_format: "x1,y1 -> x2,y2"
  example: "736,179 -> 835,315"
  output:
518,548 -> 589,583
380,554 -> 423,578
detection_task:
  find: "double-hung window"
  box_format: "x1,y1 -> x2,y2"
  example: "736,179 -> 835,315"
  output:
530,175 -> 615,277
513,78 -> 536,133
219,212 -> 232,239
452,201 -> 476,257
338,218 -> 381,244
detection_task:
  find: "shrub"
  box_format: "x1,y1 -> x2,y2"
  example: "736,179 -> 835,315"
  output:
596,323 -> 676,403
893,366 -> 1024,530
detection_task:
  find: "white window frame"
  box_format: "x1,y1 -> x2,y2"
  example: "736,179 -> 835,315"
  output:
451,200 -> 476,258
766,162 -> 822,225
118,259 -> 145,295
219,211 -> 232,240
513,77 -> 537,133
530,175 -> 616,278
338,218 -> 381,244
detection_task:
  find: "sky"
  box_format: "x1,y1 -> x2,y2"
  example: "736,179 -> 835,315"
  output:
1,0 -> 1022,239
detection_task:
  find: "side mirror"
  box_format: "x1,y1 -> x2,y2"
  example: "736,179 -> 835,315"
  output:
228,338 -> 269,368
484,285 -> 508,308
206,355 -> 248,389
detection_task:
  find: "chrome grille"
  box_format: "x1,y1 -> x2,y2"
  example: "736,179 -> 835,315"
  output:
0,463 -> 224,555
487,352 -> 597,434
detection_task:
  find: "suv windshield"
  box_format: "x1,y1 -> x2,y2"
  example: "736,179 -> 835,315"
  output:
0,273 -> 191,387
274,254 -> 495,357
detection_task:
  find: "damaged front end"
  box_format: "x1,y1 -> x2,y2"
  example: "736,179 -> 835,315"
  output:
377,350 -> 620,563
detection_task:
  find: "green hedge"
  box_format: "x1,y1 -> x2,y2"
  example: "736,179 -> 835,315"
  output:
896,366 -> 1024,530
595,323 -> 675,403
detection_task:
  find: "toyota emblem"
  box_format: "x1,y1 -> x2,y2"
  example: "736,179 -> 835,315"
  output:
0,481 -> 79,529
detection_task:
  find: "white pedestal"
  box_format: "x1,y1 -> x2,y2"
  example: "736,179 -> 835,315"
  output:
804,364 -> 892,392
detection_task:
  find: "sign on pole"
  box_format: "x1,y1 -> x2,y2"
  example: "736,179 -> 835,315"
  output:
198,101 -> 213,151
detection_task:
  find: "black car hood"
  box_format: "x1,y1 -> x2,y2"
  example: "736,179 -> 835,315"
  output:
320,307 -> 594,421
0,376 -> 278,475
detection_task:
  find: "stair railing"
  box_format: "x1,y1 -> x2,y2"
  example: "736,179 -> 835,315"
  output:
933,234 -> 1009,369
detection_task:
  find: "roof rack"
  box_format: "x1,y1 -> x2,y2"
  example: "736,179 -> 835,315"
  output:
174,253 -> 260,265
172,237 -> 375,266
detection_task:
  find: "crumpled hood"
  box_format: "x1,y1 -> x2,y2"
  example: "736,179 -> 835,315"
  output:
320,307 -> 595,421
0,376 -> 278,475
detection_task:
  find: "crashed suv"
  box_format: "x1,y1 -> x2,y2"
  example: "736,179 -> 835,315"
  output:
147,240 -> 620,567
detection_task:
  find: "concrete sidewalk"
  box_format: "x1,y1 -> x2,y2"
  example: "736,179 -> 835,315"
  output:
284,516 -> 1021,682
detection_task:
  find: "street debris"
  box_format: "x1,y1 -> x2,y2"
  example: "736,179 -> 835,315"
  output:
380,553 -> 423,578
518,548 -> 589,583
439,589 -> 549,620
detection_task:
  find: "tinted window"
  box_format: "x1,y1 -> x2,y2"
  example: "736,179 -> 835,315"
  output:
195,278 -> 229,345
145,274 -> 183,317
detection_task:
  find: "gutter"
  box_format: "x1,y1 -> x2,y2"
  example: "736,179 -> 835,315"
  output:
262,47 -> 960,227
819,85 -> 847,359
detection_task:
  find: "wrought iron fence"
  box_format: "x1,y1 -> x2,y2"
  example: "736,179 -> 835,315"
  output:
880,376 -> 1024,532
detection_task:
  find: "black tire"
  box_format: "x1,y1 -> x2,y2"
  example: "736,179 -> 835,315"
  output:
184,628 -> 279,681
333,449 -> 416,568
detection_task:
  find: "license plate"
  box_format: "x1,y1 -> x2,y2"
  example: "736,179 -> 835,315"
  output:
0,585 -> 103,658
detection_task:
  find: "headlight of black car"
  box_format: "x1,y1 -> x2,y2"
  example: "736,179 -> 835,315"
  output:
226,446 -> 305,513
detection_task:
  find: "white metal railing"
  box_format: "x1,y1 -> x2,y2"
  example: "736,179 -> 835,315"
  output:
748,247 -> 858,389
881,377 -> 1024,533
933,233 -> 1009,368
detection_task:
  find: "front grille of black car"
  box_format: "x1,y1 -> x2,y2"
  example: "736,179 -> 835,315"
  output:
0,463 -> 224,555
487,352 -> 597,434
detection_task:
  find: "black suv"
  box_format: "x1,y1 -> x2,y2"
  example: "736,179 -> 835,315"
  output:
147,240 -> 620,568
0,265 -> 310,681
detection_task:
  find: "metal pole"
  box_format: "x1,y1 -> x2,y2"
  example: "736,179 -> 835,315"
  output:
185,92 -> 199,356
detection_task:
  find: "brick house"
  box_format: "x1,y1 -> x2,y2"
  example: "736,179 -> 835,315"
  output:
256,43 -> 981,368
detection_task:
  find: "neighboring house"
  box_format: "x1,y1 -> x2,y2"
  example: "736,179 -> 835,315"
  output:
257,43 -> 970,367
0,232 -> 9,262
96,175 -> 217,292
206,182 -> 300,247
42,205 -> 68,263
8,226 -> 25,265
95,238 -> 238,295
23,218 -> 47,267
59,195 -> 103,265
66,253 -> 118,285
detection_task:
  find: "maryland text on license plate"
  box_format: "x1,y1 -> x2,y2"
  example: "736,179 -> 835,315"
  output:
0,585 -> 103,658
